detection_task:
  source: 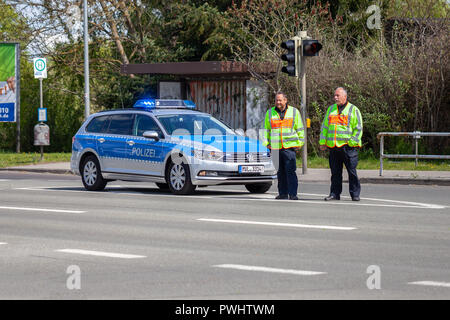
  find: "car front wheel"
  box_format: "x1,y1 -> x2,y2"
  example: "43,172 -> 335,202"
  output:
167,161 -> 196,195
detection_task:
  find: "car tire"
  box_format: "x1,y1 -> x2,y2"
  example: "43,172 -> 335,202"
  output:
81,155 -> 107,191
167,160 -> 196,195
155,183 -> 169,190
245,182 -> 272,194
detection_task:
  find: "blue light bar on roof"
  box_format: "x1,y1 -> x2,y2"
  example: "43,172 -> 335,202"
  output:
133,99 -> 196,110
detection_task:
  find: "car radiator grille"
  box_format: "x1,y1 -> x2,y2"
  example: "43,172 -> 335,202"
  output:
223,152 -> 271,163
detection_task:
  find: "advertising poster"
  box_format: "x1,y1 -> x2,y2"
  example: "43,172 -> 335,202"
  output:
0,43 -> 17,122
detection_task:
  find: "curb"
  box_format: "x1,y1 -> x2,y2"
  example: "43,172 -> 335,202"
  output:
0,168 -> 74,175
360,177 -> 450,186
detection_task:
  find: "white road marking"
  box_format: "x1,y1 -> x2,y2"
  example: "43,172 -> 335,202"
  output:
15,187 -> 447,209
0,242 -> 7,245
198,218 -> 356,231
408,281 -> 450,288
213,264 -> 326,276
0,206 -> 85,214
56,249 -> 146,259
0,179 -> 11,182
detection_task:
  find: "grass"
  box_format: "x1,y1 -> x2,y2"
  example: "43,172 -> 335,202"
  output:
0,152 -> 71,168
0,151 -> 448,171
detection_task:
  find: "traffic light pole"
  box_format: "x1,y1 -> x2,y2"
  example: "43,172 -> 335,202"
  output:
298,31 -> 308,174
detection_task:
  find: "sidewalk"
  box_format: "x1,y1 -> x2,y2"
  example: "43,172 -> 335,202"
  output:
1,162 -> 449,186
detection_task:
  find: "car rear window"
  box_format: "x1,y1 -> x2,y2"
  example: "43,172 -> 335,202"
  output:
86,115 -> 110,133
106,114 -> 134,135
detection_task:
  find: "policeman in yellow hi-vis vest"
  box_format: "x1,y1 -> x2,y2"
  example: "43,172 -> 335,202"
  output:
262,92 -> 304,200
319,87 -> 363,201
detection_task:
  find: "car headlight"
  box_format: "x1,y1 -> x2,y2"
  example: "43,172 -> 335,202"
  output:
192,150 -> 223,161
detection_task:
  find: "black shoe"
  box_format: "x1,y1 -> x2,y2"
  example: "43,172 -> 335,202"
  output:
324,195 -> 340,201
352,196 -> 360,201
289,195 -> 299,200
276,195 -> 288,200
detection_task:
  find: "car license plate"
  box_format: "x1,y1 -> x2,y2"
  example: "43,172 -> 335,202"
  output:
239,165 -> 264,173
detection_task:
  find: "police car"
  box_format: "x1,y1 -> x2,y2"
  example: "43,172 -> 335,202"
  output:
71,99 -> 277,195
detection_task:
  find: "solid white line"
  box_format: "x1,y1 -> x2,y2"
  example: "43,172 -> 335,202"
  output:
16,187 -> 446,209
56,249 -> 146,259
213,264 -> 326,276
408,281 -> 450,288
0,242 -> 7,245
0,206 -> 85,214
198,218 -> 356,231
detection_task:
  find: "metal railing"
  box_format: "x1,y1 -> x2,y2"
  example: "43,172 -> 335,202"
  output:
377,132 -> 450,176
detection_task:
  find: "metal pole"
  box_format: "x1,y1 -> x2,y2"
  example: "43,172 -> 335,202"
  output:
300,56 -> 307,174
298,31 -> 308,174
39,78 -> 43,109
39,78 -> 43,161
15,43 -> 20,153
83,0 -> 90,120
415,137 -> 418,167
379,135 -> 384,176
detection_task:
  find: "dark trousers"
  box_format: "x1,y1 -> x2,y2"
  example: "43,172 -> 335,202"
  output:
273,148 -> 298,197
329,145 -> 361,198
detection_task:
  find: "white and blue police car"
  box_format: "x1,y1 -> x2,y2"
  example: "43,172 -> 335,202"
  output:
71,99 -> 277,194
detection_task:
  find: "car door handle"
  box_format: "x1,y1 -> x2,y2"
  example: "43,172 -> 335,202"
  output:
97,138 -> 105,143
127,140 -> 135,146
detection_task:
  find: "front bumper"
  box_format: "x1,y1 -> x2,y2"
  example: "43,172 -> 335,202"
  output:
189,158 -> 277,186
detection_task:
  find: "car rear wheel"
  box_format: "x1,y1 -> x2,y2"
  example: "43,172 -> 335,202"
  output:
245,182 -> 272,194
167,161 -> 196,195
81,155 -> 107,191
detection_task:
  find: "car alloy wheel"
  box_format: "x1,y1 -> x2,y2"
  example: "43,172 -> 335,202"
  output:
170,164 -> 186,191
83,160 -> 98,186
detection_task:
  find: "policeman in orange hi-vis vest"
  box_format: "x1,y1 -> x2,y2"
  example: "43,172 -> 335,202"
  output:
319,87 -> 363,201
262,92 -> 304,200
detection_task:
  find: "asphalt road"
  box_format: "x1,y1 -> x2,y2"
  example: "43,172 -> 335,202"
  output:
0,171 -> 449,300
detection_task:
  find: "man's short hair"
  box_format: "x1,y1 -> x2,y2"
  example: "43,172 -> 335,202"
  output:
336,87 -> 347,96
275,91 -> 287,99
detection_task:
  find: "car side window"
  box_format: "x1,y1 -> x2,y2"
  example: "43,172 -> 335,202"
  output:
106,114 -> 134,135
134,114 -> 163,138
86,115 -> 110,133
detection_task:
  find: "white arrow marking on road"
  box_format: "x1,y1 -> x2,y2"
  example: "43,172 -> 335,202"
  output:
408,281 -> 450,288
213,264 -> 326,276
56,249 -> 146,259
198,218 -> 356,231
0,206 -> 85,214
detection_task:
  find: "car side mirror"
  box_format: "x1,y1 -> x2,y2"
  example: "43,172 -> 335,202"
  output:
143,130 -> 159,141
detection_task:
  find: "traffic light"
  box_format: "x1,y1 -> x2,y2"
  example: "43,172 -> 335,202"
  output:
302,40 -> 322,56
280,39 -> 298,77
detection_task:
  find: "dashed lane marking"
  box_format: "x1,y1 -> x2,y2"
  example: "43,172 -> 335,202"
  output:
213,264 -> 326,276
55,249 -> 146,259
408,281 -> 450,288
198,218 -> 356,231
0,206 -> 85,214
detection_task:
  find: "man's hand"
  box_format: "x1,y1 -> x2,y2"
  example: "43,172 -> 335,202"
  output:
319,144 -> 327,151
6,77 -> 15,93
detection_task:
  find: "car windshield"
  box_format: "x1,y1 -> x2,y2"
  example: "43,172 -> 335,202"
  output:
157,114 -> 235,136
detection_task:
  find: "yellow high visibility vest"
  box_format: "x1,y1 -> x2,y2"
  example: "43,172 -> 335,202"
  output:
319,102 -> 363,148
261,106 -> 304,149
